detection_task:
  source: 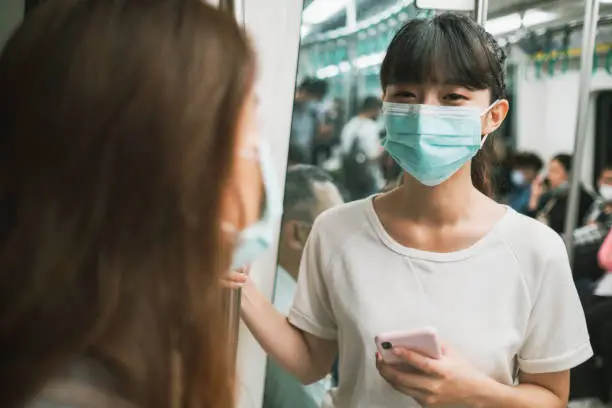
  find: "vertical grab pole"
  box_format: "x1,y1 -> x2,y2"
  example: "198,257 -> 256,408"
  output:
475,0 -> 489,25
346,0 -> 358,117
228,289 -> 241,365
218,0 -> 245,367
564,0 -> 600,264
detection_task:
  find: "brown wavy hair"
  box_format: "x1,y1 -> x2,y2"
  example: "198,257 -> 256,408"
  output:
0,0 -> 254,407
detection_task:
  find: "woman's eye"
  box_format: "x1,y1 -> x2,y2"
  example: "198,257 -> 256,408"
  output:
394,91 -> 417,99
445,93 -> 468,101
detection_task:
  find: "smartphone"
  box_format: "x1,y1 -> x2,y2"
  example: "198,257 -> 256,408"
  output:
375,327 -> 442,366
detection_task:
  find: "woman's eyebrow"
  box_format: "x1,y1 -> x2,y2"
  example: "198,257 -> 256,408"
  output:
442,79 -> 477,89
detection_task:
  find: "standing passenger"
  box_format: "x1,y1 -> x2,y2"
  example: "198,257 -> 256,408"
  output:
340,96 -> 385,200
289,78 -> 329,165
228,13 -> 591,408
0,1 -> 274,407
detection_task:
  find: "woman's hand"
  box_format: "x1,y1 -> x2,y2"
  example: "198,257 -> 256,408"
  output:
530,176 -> 545,198
220,266 -> 250,289
528,176 -> 545,211
376,346 -> 492,407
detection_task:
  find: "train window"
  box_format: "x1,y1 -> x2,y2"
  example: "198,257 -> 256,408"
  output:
594,91 -> 612,183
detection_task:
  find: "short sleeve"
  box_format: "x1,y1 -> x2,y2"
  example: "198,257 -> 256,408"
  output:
288,222 -> 337,340
518,236 -> 593,374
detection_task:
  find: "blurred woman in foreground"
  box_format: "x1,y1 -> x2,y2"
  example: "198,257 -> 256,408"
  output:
0,1 -> 270,407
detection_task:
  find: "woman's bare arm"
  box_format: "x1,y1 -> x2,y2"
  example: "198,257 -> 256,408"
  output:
240,278 -> 337,384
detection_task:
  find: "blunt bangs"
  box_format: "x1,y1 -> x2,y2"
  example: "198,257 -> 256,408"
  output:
380,14 -> 504,99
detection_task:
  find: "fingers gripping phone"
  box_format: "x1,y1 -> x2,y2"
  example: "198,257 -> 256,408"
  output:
375,327 -> 442,366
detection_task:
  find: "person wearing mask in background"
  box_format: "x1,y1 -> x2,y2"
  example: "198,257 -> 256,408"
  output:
572,164 -> 612,295
575,227 -> 612,407
597,227 -> 612,297
258,165 -> 344,408
585,164 -> 612,224
227,13 -> 591,408
288,78 -> 329,165
507,152 -> 543,214
0,1 -> 276,407
340,96 -> 386,200
528,153 -> 594,235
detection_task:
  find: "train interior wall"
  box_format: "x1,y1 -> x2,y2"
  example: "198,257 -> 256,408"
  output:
512,45 -> 612,190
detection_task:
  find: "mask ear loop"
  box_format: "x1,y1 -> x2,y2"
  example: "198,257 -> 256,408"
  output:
479,99 -> 500,148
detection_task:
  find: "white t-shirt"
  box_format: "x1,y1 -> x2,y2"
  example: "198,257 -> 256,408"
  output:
340,116 -> 382,160
288,198 -> 593,408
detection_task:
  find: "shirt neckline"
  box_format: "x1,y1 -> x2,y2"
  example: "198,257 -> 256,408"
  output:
364,195 -> 514,262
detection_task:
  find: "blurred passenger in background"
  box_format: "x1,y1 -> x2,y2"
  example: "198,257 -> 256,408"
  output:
0,1 -> 266,407
289,78 -> 329,165
263,165 -> 343,408
586,164 -> 612,224
571,229 -> 612,406
507,151 -> 544,214
572,164 -> 612,294
313,97 -> 346,165
528,153 -> 594,235
597,228 -> 612,297
340,96 -> 385,200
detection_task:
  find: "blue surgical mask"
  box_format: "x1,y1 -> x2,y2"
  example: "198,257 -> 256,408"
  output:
223,143 -> 283,270
381,102 -> 497,186
511,170 -> 526,187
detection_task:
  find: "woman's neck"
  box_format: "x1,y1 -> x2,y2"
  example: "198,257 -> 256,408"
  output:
392,170 -> 483,226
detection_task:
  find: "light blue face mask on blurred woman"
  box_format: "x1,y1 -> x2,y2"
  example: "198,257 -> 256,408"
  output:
223,143 -> 283,270
382,101 -> 497,186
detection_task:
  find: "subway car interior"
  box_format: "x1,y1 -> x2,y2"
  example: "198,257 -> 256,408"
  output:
1,0 -> 612,407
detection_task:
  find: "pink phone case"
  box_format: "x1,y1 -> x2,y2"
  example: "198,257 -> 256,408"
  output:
375,327 -> 442,365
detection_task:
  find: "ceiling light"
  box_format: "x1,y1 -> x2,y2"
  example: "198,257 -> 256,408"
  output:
485,9 -> 556,37
354,52 -> 386,69
522,9 -> 556,27
302,0 -> 350,25
485,13 -> 522,36
301,25 -> 312,38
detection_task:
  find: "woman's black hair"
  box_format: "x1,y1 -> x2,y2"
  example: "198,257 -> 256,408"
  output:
380,12 -> 507,197
552,153 -> 573,174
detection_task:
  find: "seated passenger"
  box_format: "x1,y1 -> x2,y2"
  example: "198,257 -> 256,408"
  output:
507,152 -> 543,214
572,165 -> 612,291
0,2 -> 270,407
263,165 -> 344,408
527,153 -> 594,235
585,163 -> 612,225
596,227 -> 612,298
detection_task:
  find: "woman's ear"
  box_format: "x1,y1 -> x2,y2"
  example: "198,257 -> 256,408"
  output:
483,99 -> 510,134
281,220 -> 306,251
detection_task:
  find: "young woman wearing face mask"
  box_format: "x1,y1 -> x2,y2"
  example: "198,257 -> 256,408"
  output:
230,13 -> 592,408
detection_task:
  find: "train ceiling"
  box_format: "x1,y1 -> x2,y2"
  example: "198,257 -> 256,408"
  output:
302,0 -> 612,41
